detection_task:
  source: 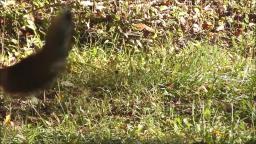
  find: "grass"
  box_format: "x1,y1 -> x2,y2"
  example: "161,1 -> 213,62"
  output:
1,43 -> 255,143
0,1 -> 256,143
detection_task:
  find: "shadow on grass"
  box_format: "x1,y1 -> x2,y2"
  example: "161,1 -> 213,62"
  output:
0,62 -> 138,122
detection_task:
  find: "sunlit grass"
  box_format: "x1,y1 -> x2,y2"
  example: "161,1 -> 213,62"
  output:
1,0 -> 256,143
1,42 -> 255,143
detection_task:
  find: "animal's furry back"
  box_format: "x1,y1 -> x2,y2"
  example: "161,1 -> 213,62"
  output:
0,9 -> 74,94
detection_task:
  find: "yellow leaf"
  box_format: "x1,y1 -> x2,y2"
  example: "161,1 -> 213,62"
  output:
3,114 -> 11,126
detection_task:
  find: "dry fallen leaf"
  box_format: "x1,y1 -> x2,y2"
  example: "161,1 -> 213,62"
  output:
202,21 -> 214,30
133,23 -> 155,32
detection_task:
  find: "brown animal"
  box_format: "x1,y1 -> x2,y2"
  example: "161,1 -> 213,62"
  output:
0,9 -> 74,94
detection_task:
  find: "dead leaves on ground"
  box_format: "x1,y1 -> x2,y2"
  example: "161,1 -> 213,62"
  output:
76,0 -> 256,50
1,0 -> 256,51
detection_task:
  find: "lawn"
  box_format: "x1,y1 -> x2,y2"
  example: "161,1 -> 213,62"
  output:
0,1 -> 255,143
